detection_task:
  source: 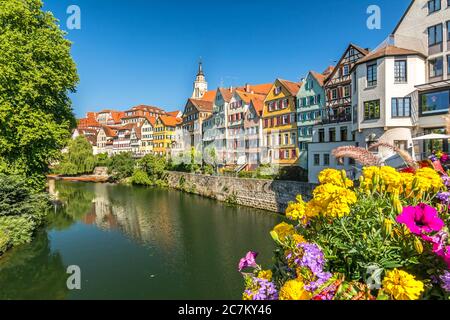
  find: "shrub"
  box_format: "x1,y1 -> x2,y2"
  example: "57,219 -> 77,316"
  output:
55,136 -> 96,176
131,169 -> 153,186
107,152 -> 135,181
0,175 -> 49,255
238,171 -> 255,179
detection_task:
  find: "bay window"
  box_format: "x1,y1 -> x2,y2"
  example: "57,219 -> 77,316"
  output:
420,89 -> 450,115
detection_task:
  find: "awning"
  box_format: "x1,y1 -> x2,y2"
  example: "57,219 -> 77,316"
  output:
415,80 -> 450,91
412,134 -> 450,141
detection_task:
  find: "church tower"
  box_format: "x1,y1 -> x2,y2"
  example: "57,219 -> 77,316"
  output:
192,60 -> 208,99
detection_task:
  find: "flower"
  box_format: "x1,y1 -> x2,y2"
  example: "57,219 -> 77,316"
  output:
296,243 -> 327,275
292,234 -> 306,245
257,270 -> 273,281
318,169 -> 353,188
437,192 -> 450,205
396,204 -> 445,237
243,277 -> 278,300
238,251 -> 258,272
440,271 -> 450,292
382,269 -> 425,300
279,279 -> 311,300
272,222 -> 295,241
310,183 -> 357,219
286,195 -> 309,224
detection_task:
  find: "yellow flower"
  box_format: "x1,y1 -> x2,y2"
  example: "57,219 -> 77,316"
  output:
414,238 -> 424,255
382,269 -> 424,300
243,292 -> 253,300
258,270 -> 273,281
279,279 -> 311,300
311,183 -> 357,219
272,222 -> 295,240
318,169 -> 354,188
286,195 -> 307,222
292,234 -> 306,245
414,168 -> 444,195
384,218 -> 394,236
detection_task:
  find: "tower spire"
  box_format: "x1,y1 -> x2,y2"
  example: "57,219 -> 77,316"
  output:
192,59 -> 208,99
197,58 -> 204,76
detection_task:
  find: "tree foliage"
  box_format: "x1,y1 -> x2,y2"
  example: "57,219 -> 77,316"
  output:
56,136 -> 95,176
107,152 -> 135,181
0,0 -> 79,189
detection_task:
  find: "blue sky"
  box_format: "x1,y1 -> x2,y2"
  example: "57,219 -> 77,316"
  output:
43,0 -> 412,118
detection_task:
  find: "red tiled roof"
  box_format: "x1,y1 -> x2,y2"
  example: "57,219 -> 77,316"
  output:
159,115 -> 182,127
102,126 -> 117,138
235,90 -> 266,105
78,117 -> 101,128
189,98 -> 214,112
310,71 -> 327,87
219,87 -> 234,102
322,66 -> 335,77
237,83 -> 273,95
166,110 -> 181,117
355,45 -> 426,65
250,95 -> 265,115
111,111 -> 125,124
145,115 -> 156,126
200,90 -> 217,102
278,79 -> 302,96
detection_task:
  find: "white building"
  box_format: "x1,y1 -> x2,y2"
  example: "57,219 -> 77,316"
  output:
352,45 -> 427,165
393,0 -> 450,158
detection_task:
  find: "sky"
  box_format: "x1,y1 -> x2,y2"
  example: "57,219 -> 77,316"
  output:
43,0 -> 412,118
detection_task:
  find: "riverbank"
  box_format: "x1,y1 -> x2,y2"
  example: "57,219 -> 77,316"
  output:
48,171 -> 315,214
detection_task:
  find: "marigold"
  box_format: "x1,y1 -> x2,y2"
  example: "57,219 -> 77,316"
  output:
286,195 -> 308,223
272,222 -> 295,240
258,270 -> 273,281
279,279 -> 311,300
382,269 -> 424,300
318,169 -> 353,188
311,183 -> 357,219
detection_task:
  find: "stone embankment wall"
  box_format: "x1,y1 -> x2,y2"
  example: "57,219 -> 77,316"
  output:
166,171 -> 315,214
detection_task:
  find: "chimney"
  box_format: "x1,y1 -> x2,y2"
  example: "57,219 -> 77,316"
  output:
245,83 -> 251,93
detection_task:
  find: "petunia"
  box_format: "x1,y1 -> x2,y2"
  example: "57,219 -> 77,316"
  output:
238,251 -> 258,272
396,204 -> 445,236
440,271 -> 450,292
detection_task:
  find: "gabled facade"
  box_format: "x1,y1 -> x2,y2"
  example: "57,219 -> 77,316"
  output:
97,126 -> 117,156
153,115 -> 181,156
393,0 -> 450,157
140,116 -> 156,155
262,79 -> 302,167
308,44 -> 368,183
130,125 -> 142,156
244,96 -> 265,169
121,105 -> 165,124
296,71 -> 326,169
113,123 -> 136,154
96,110 -> 124,126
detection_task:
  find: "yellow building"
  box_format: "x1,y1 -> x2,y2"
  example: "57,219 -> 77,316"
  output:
153,115 -> 182,156
262,79 -> 302,166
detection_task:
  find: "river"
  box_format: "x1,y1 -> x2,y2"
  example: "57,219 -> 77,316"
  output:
0,181 -> 283,300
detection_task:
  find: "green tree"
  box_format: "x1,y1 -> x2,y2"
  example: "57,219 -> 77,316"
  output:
56,136 -> 95,176
107,152 -> 135,181
138,154 -> 167,181
0,0 -> 79,189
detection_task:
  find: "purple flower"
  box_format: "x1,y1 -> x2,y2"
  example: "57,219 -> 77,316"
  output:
440,271 -> 450,292
396,204 -> 445,237
238,251 -> 258,272
430,155 -> 439,162
442,175 -> 450,188
296,243 -> 327,275
305,271 -> 333,292
245,278 -> 278,300
437,192 -> 450,205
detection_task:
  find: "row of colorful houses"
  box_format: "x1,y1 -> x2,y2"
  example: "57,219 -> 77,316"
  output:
76,0 -> 450,182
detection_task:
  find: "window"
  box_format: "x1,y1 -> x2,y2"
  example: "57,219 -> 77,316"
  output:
291,132 -> 296,145
319,129 -> 325,143
364,100 -> 381,120
331,88 -> 338,100
367,63 -> 377,86
292,149 -> 297,159
448,55 -> 450,75
284,150 -> 290,159
284,134 -> 289,145
448,21 -> 450,41
340,127 -> 348,141
428,24 -> 443,47
429,57 -> 444,78
324,154 -> 330,166
344,85 -> 350,97
420,89 -> 450,115
342,65 -> 349,76
314,154 -> 320,166
394,60 -> 407,82
428,0 -> 441,13
392,97 -> 411,117
329,128 -> 336,142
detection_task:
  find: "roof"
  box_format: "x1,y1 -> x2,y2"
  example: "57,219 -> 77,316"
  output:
219,87 -> 234,102
159,115 -> 182,127
309,71 -> 327,87
116,123 -> 136,131
111,111 -> 125,124
325,43 -> 369,84
101,126 -> 117,138
278,79 -> 302,96
145,115 -> 156,126
392,0 -> 415,34
200,90 -> 217,102
236,83 -> 273,95
235,90 -> 266,105
250,95 -> 265,115
166,110 -> 181,117
354,45 -> 425,66
189,98 -> 214,112
78,117 -> 101,128
322,66 -> 335,77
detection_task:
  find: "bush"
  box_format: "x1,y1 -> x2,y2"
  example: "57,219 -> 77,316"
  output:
238,171 -> 255,179
55,136 -> 95,176
131,169 -> 153,186
95,153 -> 109,167
275,166 -> 308,182
203,164 -> 214,175
107,152 -> 135,181
0,175 -> 49,255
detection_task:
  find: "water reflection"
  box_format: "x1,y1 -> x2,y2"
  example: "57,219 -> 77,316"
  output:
1,181 -> 283,299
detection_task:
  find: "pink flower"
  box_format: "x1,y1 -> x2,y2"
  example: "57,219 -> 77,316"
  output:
238,251 -> 258,272
396,204 -> 445,236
